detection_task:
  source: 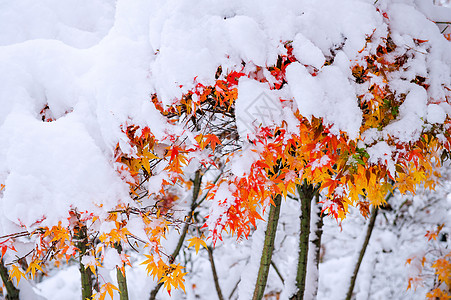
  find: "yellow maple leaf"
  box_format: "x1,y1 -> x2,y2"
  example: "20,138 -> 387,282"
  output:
195,134 -> 206,149
9,264 -> 26,284
26,260 -> 44,279
432,258 -> 451,286
102,282 -> 119,300
187,236 -> 208,254
160,264 -> 187,293
141,255 -> 166,280
83,256 -> 101,276
426,287 -> 450,300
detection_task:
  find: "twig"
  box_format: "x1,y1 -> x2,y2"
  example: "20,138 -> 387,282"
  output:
270,260 -> 284,284
228,279 -> 241,299
208,246 -> 225,300
345,192 -> 393,300
0,231 -> 30,240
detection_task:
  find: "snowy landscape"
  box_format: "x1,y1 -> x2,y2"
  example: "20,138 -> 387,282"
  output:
0,0 -> 450,299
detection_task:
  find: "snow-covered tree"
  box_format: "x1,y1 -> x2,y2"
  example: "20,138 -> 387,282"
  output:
0,0 -> 450,299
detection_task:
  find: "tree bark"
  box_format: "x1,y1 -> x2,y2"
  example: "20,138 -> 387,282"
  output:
290,183 -> 315,300
80,264 -> 93,300
116,266 -> 129,300
115,243 -> 129,300
310,195 -> 324,300
252,194 -> 282,300
0,259 -> 20,300
345,206 -> 378,300
76,225 -> 93,300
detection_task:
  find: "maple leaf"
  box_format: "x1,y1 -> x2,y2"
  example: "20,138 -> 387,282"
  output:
425,224 -> 444,241
141,148 -> 159,173
9,264 -> 26,284
226,71 -> 245,86
100,282 -> 119,300
195,134 -> 221,151
432,258 -> 451,286
120,252 -> 132,268
26,260 -> 44,279
48,223 -> 70,244
407,276 -> 423,291
160,264 -> 187,293
141,255 -> 167,280
82,255 -> 101,275
0,238 -> 16,258
167,146 -> 180,163
426,288 -> 450,300
187,236 -> 208,254
195,134 -> 206,149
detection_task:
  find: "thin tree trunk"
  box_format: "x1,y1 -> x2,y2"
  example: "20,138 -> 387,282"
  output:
0,259 -> 20,300
207,246 -> 225,300
345,206 -> 378,300
116,266 -> 129,300
76,225 -> 93,300
252,194 -> 282,300
290,183 -> 315,300
149,170 -> 202,300
114,243 -> 129,300
310,195 -> 324,300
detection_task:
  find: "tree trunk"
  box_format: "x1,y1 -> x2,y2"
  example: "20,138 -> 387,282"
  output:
0,259 -> 20,300
252,194 -> 282,300
76,225 -> 93,300
310,195 -> 324,300
290,183 -> 315,300
116,266 -> 129,300
79,257 -> 93,300
345,206 -> 378,300
114,243 -> 129,300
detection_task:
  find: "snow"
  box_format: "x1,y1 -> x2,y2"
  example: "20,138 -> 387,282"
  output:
237,212 -> 268,300
0,0 -> 115,48
235,79 -> 282,140
230,147 -> 261,178
427,103 -> 447,124
0,111 -> 129,229
384,85 -> 428,143
286,62 -> 325,120
367,141 -> 396,176
416,0 -> 451,23
36,266 -> 81,300
291,34 -> 325,70
286,62 -> 363,139
0,0 -> 450,299
389,3 -> 443,41
0,0 -> 449,232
